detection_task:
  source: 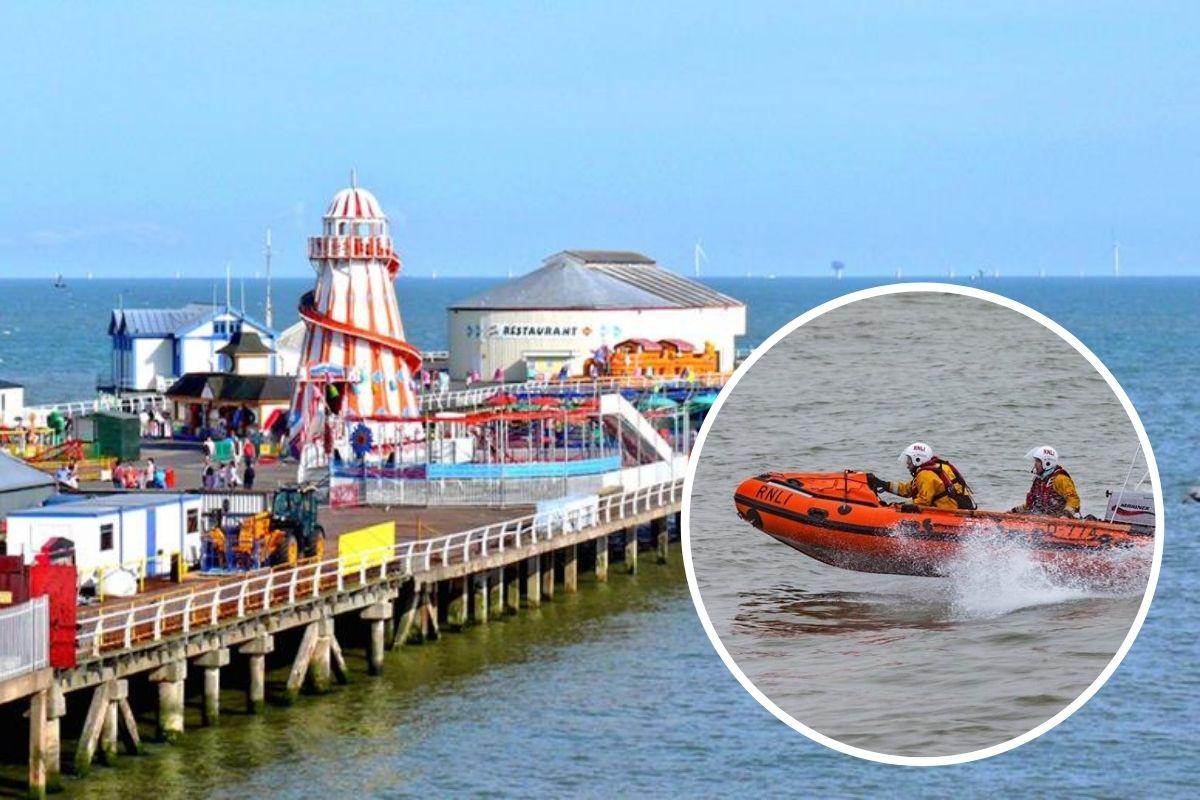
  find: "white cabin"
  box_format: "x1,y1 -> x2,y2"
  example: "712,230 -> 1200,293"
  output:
107,304 -> 280,392
4,493 -> 204,579
0,379 -> 24,426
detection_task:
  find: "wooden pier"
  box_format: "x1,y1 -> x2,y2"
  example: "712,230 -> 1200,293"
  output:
5,478 -> 683,798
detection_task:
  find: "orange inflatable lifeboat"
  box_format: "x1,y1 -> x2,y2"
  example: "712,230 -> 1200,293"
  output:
734,471 -> 1153,581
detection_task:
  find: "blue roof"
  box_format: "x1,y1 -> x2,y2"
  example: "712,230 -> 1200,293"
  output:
8,493 -> 199,518
109,303 -> 214,337
108,303 -> 278,339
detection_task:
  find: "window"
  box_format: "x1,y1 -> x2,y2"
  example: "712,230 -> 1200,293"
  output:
187,509 -> 199,534
100,523 -> 114,551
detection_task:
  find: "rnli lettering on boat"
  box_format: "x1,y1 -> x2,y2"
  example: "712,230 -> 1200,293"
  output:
754,484 -> 791,506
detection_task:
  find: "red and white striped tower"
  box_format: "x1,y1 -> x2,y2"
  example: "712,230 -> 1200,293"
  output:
289,179 -> 422,473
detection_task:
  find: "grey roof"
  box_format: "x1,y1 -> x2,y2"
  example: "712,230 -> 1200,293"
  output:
561,250 -> 656,265
450,251 -> 743,310
165,373 -> 295,403
110,303 -> 214,336
0,378 -> 23,390
217,330 -> 274,357
0,451 -> 55,493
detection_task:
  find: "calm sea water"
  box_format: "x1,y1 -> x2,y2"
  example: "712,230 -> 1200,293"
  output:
689,291 -> 1149,756
0,277 -> 1195,796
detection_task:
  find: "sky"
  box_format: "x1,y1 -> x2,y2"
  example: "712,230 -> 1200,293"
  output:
0,1 -> 1197,278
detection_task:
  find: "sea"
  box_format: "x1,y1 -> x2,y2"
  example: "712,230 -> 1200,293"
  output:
0,276 -> 1195,797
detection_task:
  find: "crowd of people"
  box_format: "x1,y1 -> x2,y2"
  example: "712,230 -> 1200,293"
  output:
200,433 -> 258,490
110,458 -> 167,489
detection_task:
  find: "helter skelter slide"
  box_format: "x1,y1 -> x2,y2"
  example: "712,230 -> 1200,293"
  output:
288,179 -> 424,477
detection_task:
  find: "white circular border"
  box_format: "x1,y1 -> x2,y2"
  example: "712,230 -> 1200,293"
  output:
681,282 -> 1165,766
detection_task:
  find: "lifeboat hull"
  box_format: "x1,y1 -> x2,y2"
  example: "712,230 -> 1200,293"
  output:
734,471 -> 1153,583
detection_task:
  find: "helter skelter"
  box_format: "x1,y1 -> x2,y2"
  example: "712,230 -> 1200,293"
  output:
288,176 -> 423,476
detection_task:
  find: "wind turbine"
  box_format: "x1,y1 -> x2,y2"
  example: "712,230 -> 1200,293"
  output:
831,260 -> 845,280
694,241 -> 708,278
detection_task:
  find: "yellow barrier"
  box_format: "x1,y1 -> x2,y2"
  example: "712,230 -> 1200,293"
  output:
338,521 -> 396,576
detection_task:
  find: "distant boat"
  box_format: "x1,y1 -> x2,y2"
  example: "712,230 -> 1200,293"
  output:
53,273 -> 67,288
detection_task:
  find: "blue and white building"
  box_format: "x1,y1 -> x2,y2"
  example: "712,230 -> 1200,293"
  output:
107,304 -> 280,392
4,493 -> 204,577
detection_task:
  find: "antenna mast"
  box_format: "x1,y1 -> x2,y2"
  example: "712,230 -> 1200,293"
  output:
264,227 -> 274,328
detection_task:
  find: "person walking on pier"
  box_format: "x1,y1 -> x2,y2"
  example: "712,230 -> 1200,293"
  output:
243,457 -> 256,490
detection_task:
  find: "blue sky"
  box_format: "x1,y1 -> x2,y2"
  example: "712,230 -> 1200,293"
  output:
0,1 -> 1196,277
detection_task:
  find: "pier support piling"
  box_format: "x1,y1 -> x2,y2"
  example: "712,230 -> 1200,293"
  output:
595,535 -> 609,581
74,682 -> 110,775
195,648 -> 229,726
448,578 -> 469,628
564,544 -> 578,592
285,623 -> 319,702
653,516 -> 669,564
488,568 -> 504,620
421,584 -> 440,641
471,572 -> 489,624
45,684 -> 64,792
624,526 -> 638,574
117,695 -> 141,755
541,553 -> 555,601
100,685 -> 119,765
28,689 -> 46,799
239,634 -> 274,713
149,660 -> 186,744
309,616 -> 335,693
525,556 -> 541,607
361,601 -> 393,675
369,620 -> 387,673
504,564 -> 520,614
392,581 -> 419,647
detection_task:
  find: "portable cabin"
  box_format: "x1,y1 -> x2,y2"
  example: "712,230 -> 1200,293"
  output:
77,410 -> 141,461
4,493 -> 203,580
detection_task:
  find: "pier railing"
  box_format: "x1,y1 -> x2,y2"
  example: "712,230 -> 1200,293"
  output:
418,373 -> 726,411
74,477 -> 685,659
25,392 -> 167,418
0,597 -> 50,683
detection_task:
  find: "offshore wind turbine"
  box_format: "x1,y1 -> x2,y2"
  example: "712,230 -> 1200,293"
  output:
694,241 -> 708,278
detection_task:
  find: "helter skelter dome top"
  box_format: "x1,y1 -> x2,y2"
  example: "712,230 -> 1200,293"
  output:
324,186 -> 385,220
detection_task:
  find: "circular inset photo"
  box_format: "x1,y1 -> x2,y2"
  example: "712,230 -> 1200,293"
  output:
683,284 -> 1162,765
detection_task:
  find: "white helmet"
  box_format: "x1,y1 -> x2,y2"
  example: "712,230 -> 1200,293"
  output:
1026,445 -> 1059,474
899,442 -> 933,468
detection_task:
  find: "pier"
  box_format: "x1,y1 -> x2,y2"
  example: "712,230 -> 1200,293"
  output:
3,477 -> 682,797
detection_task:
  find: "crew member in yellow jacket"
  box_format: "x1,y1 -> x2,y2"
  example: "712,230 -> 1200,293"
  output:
865,442 -> 977,511
1010,445 -> 1081,517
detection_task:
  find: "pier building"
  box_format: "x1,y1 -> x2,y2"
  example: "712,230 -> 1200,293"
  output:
106,304 -> 280,393
447,250 -> 745,381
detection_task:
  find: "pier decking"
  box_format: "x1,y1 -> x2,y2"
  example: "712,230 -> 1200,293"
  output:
5,477 -> 683,797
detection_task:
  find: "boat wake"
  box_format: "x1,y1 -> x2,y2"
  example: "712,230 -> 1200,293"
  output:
934,520 -> 1150,620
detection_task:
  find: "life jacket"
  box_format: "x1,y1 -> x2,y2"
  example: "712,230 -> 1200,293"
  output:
1026,466 -> 1071,515
915,457 -> 976,510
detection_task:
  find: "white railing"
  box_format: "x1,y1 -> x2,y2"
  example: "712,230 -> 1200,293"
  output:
74,477 -> 684,659
418,373 -> 727,411
26,392 -> 167,417
0,596 -> 50,683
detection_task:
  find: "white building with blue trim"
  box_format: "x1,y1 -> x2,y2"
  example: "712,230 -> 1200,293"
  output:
107,303 -> 280,392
